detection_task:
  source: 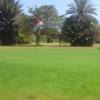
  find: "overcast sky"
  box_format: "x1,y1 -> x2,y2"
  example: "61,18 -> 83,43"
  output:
20,0 -> 100,21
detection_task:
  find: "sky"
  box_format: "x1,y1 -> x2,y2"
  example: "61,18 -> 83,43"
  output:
20,0 -> 100,21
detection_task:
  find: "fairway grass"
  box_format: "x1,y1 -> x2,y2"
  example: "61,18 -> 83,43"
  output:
0,47 -> 100,100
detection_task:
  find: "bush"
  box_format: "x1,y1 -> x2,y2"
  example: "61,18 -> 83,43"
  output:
16,32 -> 33,44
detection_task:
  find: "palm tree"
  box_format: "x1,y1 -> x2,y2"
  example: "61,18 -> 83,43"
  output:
0,0 -> 21,45
62,0 -> 97,46
67,0 -> 96,21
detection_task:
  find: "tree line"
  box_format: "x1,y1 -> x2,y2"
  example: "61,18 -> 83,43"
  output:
0,0 -> 100,46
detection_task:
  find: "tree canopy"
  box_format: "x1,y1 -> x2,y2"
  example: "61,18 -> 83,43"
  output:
0,0 -> 21,45
29,5 -> 62,45
62,0 -> 97,46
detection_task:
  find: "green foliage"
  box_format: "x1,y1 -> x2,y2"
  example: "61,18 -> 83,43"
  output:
29,5 -> 61,27
95,24 -> 100,43
62,17 -> 96,46
29,5 -> 62,45
42,27 -> 59,43
62,0 -> 97,46
0,0 -> 21,45
16,32 -> 33,44
16,14 -> 33,44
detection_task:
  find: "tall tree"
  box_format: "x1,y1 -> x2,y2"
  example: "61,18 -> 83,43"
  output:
0,0 -> 21,45
29,5 -> 62,45
94,24 -> 100,43
16,13 -> 33,44
62,0 -> 97,46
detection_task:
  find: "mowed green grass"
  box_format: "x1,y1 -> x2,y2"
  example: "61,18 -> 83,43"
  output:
0,47 -> 100,100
